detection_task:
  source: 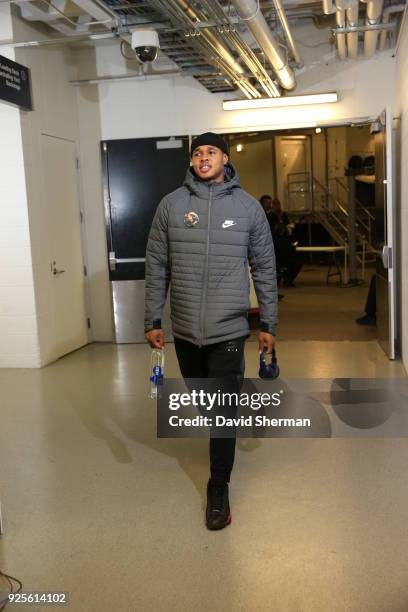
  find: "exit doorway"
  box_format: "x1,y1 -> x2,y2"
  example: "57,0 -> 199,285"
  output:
226,112 -> 398,359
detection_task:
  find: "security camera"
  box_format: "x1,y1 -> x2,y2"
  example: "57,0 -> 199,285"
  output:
130,28 -> 160,64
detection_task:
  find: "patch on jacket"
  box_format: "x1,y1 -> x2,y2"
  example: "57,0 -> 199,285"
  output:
184,211 -> 200,227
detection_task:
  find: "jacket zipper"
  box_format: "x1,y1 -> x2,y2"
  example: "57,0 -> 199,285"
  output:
199,185 -> 213,347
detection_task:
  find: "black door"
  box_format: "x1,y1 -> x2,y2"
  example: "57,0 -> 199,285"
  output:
101,136 -> 190,341
102,136 -> 190,279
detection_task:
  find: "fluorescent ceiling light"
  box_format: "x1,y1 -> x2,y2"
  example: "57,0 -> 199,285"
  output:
223,93 -> 338,111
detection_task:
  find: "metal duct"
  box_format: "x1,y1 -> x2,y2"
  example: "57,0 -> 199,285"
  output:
231,0 -> 296,90
364,0 -> 384,56
170,0 -> 262,97
335,7 -> 347,59
271,0 -> 303,67
346,2 -> 359,58
191,0 -> 279,95
323,0 -> 336,14
379,3 -> 405,50
174,0 -> 243,75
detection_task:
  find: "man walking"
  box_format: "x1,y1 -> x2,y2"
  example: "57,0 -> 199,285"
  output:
144,132 -> 278,530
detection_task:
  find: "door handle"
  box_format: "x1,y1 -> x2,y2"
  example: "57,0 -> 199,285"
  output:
51,261 -> 65,275
381,246 -> 392,269
109,252 -> 145,271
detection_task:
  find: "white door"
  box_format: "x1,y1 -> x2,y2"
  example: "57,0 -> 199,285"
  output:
275,136 -> 311,211
374,107 -> 397,359
41,134 -> 88,359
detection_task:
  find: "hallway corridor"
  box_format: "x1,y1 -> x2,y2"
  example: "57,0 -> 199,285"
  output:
0,342 -> 406,611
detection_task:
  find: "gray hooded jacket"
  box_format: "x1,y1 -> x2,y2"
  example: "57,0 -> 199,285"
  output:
144,162 -> 278,346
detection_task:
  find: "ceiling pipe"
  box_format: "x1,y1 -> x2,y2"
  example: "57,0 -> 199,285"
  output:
167,0 -> 265,98
379,3 -> 405,50
195,0 -> 280,95
335,6 -> 347,59
346,1 -> 359,58
231,0 -> 296,90
394,0 -> 408,55
364,0 -> 384,56
323,0 -> 337,14
170,0 -> 243,75
219,29 -> 280,96
71,70 -> 181,85
270,0 -> 304,67
0,31 -> 114,47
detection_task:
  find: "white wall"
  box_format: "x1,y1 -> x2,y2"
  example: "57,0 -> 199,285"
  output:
95,56 -> 397,140
394,16 -> 408,371
0,7 -> 40,367
73,46 -> 112,342
12,14 -> 88,365
73,22 -> 396,341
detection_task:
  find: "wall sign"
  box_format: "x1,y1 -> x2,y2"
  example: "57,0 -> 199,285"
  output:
0,54 -> 32,110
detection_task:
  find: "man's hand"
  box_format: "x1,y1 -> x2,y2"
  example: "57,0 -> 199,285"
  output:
145,329 -> 165,349
258,331 -> 276,354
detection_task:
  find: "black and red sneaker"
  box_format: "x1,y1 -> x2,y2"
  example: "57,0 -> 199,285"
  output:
206,480 -> 232,530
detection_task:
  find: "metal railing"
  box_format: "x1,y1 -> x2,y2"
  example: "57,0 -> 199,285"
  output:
332,176 -> 375,247
283,174 -> 376,276
311,178 -> 376,275
314,178 -> 375,250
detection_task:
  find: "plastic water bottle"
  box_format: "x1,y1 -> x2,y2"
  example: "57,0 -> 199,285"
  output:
149,348 -> 165,399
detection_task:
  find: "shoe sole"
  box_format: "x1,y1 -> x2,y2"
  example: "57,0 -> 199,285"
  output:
206,513 -> 232,531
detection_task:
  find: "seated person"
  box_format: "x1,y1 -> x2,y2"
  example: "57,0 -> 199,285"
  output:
259,194 -> 294,239
271,197 -> 291,230
268,212 -> 302,287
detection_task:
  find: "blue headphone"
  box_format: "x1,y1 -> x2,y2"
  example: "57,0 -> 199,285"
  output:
259,348 -> 280,379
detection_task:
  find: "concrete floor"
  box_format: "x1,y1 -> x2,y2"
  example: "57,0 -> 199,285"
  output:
0,339 -> 407,611
274,265 -> 378,342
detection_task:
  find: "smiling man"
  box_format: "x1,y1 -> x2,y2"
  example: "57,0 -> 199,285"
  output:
144,132 -> 278,530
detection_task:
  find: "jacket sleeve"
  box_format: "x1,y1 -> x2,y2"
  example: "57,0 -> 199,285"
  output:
144,197 -> 171,332
248,202 -> 278,336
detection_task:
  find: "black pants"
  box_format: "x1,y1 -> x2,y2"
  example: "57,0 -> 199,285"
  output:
282,255 -> 302,285
174,335 -> 246,485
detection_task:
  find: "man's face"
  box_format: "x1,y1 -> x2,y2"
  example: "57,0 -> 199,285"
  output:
263,197 -> 273,211
191,145 -> 228,183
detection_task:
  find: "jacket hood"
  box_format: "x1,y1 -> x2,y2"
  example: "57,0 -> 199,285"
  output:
184,160 -> 241,198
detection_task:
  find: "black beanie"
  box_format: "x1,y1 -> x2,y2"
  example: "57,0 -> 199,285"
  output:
190,132 -> 229,157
